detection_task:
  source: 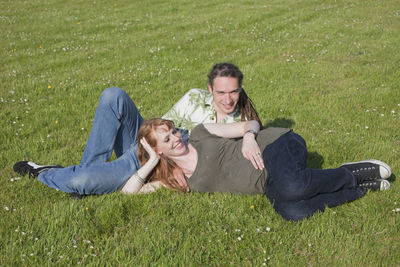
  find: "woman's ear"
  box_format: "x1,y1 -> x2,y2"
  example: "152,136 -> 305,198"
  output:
153,147 -> 162,155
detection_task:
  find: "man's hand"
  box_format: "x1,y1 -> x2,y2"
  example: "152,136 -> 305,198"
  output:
241,133 -> 264,170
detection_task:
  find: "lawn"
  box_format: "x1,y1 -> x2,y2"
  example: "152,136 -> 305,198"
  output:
1,0 -> 399,265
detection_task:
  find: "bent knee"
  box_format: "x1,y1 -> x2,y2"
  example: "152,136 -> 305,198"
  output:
100,87 -> 127,104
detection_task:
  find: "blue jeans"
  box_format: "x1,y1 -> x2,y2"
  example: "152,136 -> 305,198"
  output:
38,87 -> 144,195
263,131 -> 365,221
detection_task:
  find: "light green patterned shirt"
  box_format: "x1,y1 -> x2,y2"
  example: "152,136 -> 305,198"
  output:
162,89 -> 242,133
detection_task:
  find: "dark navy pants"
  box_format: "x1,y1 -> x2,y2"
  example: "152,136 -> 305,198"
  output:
263,131 -> 365,221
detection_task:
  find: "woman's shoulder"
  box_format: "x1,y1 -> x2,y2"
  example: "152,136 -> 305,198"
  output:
189,124 -> 210,142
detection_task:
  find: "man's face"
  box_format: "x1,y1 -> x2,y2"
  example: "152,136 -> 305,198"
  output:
208,76 -> 241,116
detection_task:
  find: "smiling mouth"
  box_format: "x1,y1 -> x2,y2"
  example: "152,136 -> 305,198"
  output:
223,104 -> 234,109
174,141 -> 184,150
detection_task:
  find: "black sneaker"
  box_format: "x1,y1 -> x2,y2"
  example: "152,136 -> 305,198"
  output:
340,159 -> 392,184
13,161 -> 63,178
359,179 -> 390,191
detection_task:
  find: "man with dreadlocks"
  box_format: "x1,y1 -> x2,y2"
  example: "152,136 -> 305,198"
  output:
163,62 -> 261,137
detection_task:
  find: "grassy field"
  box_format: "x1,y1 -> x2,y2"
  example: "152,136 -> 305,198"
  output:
1,0 -> 399,265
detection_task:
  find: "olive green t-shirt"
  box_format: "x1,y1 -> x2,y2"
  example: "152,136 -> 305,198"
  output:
187,124 -> 290,194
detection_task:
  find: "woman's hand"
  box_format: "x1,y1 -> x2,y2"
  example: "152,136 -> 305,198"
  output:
140,138 -> 160,163
121,138 -> 160,194
140,138 -> 189,192
241,133 -> 264,170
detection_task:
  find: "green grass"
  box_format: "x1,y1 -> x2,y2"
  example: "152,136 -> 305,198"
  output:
1,0 -> 399,265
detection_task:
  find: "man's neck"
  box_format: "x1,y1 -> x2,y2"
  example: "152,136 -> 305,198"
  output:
211,101 -> 228,123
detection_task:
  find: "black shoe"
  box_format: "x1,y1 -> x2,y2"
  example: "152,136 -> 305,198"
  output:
340,159 -> 391,184
359,179 -> 390,191
13,161 -> 63,178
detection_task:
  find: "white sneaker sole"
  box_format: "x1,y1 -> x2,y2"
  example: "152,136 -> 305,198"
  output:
380,179 -> 391,190
340,159 -> 392,179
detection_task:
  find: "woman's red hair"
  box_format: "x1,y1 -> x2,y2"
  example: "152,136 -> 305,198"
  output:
137,118 -> 187,192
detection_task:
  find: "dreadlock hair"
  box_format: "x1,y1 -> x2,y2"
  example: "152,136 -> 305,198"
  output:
207,63 -> 262,127
137,118 -> 187,192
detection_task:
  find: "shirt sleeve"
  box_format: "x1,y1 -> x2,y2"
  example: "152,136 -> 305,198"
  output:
162,89 -> 209,131
162,91 -> 191,123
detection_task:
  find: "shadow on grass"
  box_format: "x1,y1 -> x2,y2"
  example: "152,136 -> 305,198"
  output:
307,152 -> 324,169
387,173 -> 396,183
264,117 -> 295,128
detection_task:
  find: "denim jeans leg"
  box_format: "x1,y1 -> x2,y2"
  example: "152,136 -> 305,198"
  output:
80,87 -> 144,166
264,131 -> 365,221
38,145 -> 141,195
267,187 -> 365,221
38,87 -> 143,195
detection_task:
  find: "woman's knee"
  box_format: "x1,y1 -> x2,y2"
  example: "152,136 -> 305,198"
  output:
99,87 -> 128,105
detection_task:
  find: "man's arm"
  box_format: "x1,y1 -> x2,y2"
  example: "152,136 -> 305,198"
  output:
203,120 -> 260,138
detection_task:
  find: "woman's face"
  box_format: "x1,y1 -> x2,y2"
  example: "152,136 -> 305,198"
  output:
152,125 -> 188,158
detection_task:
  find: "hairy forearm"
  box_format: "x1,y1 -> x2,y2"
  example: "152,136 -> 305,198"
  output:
120,157 -> 160,194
